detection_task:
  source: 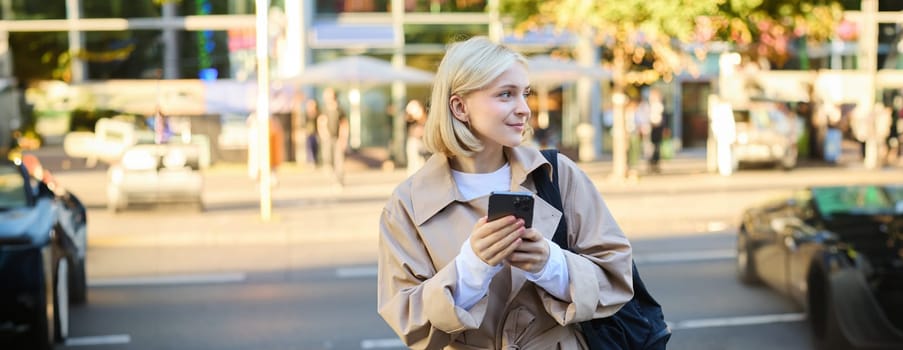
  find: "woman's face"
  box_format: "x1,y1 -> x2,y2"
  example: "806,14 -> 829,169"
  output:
459,63 -> 532,149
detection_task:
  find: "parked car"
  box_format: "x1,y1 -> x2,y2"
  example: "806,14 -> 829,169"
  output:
732,100 -> 801,170
0,157 -> 88,349
736,184 -> 903,349
106,142 -> 204,212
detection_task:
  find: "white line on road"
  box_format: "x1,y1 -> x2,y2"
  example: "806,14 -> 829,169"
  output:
337,266 -> 379,278
89,272 -> 247,287
634,249 -> 735,264
671,313 -> 806,330
361,338 -> 405,349
65,334 -> 131,346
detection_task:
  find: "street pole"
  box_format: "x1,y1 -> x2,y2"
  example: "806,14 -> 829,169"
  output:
65,0 -> 85,82
862,0 -> 879,169
256,0 -> 272,221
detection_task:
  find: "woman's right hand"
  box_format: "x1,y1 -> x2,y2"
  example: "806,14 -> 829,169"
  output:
470,216 -> 525,266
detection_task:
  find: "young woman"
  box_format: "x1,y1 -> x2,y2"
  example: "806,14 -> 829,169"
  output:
377,36 -> 633,349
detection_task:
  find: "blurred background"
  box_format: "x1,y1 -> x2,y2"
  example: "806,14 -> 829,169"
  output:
0,1 -> 902,349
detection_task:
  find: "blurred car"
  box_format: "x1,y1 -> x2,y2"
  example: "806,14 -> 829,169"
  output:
106,142 -> 204,212
736,185 -> 903,349
0,157 -> 88,349
732,100 -> 801,170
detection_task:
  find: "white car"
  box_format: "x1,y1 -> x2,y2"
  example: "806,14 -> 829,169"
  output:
106,143 -> 204,212
732,101 -> 801,170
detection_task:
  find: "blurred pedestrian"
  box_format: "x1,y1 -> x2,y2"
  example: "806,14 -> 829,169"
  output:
246,113 -> 285,187
711,99 -> 736,176
377,36 -> 633,349
822,103 -> 844,164
268,115 -> 285,185
147,106 -> 172,145
885,93 -> 901,165
303,99 -> 321,167
625,98 -> 642,177
643,88 -> 666,173
404,99 -> 429,176
318,87 -> 349,187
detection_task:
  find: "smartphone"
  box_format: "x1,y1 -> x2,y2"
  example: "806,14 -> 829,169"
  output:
487,191 -> 534,228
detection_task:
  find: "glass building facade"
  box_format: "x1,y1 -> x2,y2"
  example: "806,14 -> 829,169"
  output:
0,0 -> 584,163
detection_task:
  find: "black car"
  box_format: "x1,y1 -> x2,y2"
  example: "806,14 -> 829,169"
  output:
737,185 -> 903,349
0,158 -> 88,349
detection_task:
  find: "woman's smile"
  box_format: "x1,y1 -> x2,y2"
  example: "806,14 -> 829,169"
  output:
506,121 -> 525,132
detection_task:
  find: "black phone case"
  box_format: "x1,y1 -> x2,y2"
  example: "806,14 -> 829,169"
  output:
487,191 -> 534,228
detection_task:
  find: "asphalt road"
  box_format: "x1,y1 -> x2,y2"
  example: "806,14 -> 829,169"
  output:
28,149 -> 900,350
58,232 -> 814,350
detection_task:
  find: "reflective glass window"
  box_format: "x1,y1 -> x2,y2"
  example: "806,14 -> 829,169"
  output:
316,0 -> 390,14
404,24 -> 487,45
404,0 -> 486,13
1,0 -> 65,20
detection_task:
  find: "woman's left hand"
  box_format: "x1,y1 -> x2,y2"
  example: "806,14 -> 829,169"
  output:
505,228 -> 549,274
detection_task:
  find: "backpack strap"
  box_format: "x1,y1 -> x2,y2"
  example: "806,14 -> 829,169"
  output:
532,149 -> 569,249
533,149 -> 672,350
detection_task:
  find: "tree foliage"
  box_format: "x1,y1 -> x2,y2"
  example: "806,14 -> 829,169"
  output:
501,0 -> 844,81
499,0 -> 843,177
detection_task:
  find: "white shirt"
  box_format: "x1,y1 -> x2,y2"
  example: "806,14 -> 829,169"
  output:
450,163 -> 571,310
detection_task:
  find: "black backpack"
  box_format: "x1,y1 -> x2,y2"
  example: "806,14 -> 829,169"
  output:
532,149 -> 671,350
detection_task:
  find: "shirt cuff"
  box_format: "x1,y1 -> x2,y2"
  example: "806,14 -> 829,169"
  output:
453,239 -> 503,309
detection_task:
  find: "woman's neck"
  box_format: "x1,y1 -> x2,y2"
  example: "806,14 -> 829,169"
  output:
450,145 -> 506,173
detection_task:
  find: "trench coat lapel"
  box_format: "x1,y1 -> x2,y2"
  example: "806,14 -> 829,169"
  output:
410,154 -> 461,226
506,146 -> 561,242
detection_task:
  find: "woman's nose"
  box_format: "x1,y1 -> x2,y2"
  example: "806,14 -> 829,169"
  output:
515,95 -> 531,118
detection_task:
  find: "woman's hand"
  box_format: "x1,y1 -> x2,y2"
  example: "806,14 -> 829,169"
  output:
505,228 -> 549,274
470,216 -> 524,266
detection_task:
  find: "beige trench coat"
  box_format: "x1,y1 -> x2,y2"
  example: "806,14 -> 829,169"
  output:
378,146 -> 633,350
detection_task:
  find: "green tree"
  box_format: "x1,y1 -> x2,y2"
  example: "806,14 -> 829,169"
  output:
500,0 -> 842,179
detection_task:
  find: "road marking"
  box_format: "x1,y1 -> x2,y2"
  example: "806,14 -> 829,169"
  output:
65,334 -> 131,346
361,338 -> 405,349
337,266 -> 379,278
706,221 -> 729,232
634,249 -> 735,264
671,312 -> 806,330
89,272 -> 246,287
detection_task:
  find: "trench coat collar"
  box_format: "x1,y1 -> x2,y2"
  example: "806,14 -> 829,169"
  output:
410,146 -> 552,226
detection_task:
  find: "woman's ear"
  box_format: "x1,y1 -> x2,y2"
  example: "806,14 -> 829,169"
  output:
448,95 -> 469,124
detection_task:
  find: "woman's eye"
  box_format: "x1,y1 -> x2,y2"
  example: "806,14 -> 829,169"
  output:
500,91 -> 512,98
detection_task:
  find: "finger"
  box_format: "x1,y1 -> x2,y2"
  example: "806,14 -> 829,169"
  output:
489,236 -> 523,265
518,228 -> 543,242
472,219 -> 523,264
482,225 -> 525,263
506,251 -> 535,264
476,217 -> 523,249
507,252 -> 544,273
472,216 -> 514,242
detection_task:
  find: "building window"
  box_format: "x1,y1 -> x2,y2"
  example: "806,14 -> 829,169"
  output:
404,24 -> 488,45
404,0 -> 486,13
316,0 -> 391,14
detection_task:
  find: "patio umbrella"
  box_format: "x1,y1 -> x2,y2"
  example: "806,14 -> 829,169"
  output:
284,55 -> 435,148
526,55 -> 610,128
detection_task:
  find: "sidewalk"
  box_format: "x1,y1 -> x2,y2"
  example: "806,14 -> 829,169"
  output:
34,145 -> 902,278
33,144 -> 902,245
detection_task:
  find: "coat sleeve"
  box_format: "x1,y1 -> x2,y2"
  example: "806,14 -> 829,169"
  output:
535,154 -> 634,325
377,194 -> 490,349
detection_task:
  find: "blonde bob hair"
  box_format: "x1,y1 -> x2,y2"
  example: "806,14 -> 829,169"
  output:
423,36 -> 529,158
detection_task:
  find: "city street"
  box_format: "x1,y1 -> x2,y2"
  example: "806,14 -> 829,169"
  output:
28,148 -> 903,349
